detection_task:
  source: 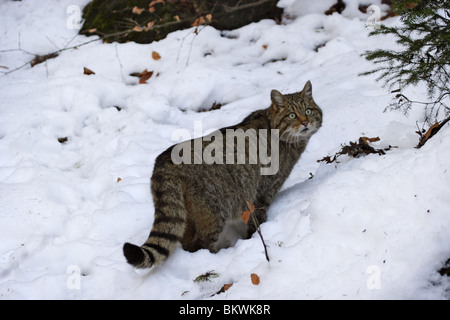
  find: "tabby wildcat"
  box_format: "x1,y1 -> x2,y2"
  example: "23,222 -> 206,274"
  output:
123,81 -> 322,268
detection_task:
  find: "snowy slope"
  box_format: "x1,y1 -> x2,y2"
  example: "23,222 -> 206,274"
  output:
0,0 -> 449,299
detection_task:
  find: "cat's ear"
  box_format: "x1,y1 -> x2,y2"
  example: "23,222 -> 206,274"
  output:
301,81 -> 312,99
271,90 -> 285,109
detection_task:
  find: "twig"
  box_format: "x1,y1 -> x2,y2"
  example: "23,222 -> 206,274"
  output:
416,115 -> 450,148
0,36 -> 102,76
317,137 -> 397,164
242,201 -> 270,262
175,25 -> 208,67
223,0 -> 275,14
46,36 -> 61,51
186,26 -> 207,67
115,43 -> 125,82
393,91 -> 450,125
249,208 -> 270,262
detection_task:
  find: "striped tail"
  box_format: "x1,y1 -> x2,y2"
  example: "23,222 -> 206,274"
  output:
123,172 -> 187,269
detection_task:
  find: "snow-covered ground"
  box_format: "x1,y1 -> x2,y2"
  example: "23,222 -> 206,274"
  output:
0,0 -> 449,299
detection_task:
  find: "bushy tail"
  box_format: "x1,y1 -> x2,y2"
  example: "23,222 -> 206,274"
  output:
123,176 -> 187,269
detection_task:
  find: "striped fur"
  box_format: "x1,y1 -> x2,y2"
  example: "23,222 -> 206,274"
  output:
123,81 -> 322,268
123,157 -> 188,268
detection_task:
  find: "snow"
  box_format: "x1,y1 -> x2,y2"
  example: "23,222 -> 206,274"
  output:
0,0 -> 449,300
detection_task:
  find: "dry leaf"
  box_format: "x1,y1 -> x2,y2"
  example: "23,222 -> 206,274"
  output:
360,136 -> 380,145
262,44 -> 268,50
133,26 -> 143,32
88,28 -> 97,33
241,210 -> 251,224
251,273 -> 260,285
143,21 -> 155,32
424,122 -> 439,140
132,6 -> 145,15
117,177 -> 122,183
149,6 -> 155,13
213,283 -> 233,296
192,14 -> 212,27
317,136 -> 397,164
223,283 -> 233,291
138,69 -> 154,84
149,0 -> 165,7
152,51 -> 161,60
241,201 -> 255,224
417,117 -> 450,148
192,16 -> 206,27
83,67 -> 95,75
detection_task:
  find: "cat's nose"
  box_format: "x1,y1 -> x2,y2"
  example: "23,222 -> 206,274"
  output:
299,116 -> 308,126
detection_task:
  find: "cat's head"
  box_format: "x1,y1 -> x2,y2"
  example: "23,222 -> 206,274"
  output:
270,81 -> 322,143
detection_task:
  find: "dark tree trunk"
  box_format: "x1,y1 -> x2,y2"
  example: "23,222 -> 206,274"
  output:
80,0 -> 283,44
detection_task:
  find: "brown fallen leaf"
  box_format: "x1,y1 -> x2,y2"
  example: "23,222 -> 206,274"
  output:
211,282 -> 233,297
241,210 -> 251,224
416,116 -> 450,148
192,16 -> 206,27
360,136 -> 380,145
138,69 -> 154,84
241,201 -> 255,224
214,283 -> 233,296
149,0 -> 165,7
424,122 -> 440,140
83,67 -> 95,75
132,6 -> 145,15
251,273 -> 260,285
152,51 -> 161,60
223,283 -> 233,291
317,136 -> 397,164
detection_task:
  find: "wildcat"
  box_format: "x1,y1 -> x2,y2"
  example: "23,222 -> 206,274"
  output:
123,81 -> 322,268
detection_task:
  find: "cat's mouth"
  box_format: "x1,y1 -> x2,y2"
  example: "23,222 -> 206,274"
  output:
296,124 -> 312,136
280,124 -> 315,142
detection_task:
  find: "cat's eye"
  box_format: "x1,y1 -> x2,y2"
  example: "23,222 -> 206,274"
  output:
305,109 -> 312,116
288,113 -> 296,120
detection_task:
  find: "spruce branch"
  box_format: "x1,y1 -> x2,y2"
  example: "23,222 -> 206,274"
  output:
360,0 -> 450,124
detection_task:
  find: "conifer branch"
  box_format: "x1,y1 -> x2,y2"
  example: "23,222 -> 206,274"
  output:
360,0 -> 450,124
